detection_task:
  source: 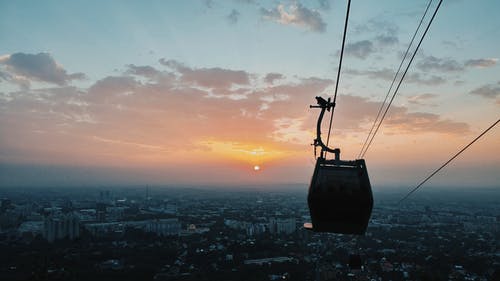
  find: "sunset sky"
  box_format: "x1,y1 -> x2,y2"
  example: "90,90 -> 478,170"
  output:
1,0 -> 499,188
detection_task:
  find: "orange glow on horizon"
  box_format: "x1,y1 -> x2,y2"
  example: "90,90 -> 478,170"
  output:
197,140 -> 292,167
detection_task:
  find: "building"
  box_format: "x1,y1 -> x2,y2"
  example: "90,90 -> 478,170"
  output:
43,212 -> 80,242
106,206 -> 126,221
246,223 -> 267,236
84,222 -> 124,236
76,209 -> 97,222
147,218 -> 181,236
18,221 -> 43,236
269,217 -> 296,235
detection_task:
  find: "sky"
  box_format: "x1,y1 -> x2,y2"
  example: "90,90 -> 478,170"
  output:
0,0 -> 499,189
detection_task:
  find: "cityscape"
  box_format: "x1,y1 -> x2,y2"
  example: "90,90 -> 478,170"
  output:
1,1 -> 499,281
0,185 -> 498,280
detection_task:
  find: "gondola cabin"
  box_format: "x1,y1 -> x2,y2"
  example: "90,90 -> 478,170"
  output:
306,96 -> 373,235
308,157 -> 373,234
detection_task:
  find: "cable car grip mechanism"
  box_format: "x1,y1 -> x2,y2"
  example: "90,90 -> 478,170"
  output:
310,96 -> 341,161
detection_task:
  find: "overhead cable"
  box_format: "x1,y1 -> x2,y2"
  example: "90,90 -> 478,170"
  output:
360,0 -> 443,158
358,0 -> 434,159
399,118 -> 500,203
325,0 -> 351,154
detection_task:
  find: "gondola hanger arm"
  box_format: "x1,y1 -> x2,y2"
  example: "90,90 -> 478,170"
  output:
310,96 -> 340,160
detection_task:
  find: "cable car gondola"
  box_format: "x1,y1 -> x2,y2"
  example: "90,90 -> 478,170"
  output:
305,96 -> 373,235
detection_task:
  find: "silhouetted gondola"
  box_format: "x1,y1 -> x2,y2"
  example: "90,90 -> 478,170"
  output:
305,96 -> 373,235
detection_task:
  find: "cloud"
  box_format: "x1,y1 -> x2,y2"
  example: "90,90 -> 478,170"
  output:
227,9 -> 240,24
203,0 -> 213,8
264,73 -> 284,84
416,55 -> 497,73
464,58 -> 498,68
334,18 -> 400,63
345,68 -> 446,85
0,70 -> 9,81
0,52 -> 85,86
374,35 -> 398,47
442,40 -> 459,49
0,70 -> 31,90
125,64 -> 161,78
260,3 -> 326,33
160,59 -> 250,89
325,94 -> 469,135
0,55 -> 472,177
92,136 -> 167,151
469,84 -> 500,100
407,93 -> 437,106
87,76 -> 138,102
344,68 -> 394,80
384,111 -> 469,135
344,40 -> 375,59
405,73 -> 446,85
271,117 -> 310,144
416,55 -> 464,72
339,19 -> 399,59
317,0 -> 331,10
353,19 -> 399,37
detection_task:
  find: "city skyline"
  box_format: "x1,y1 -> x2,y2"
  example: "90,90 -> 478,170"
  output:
1,185 -> 499,280
1,0 -> 499,187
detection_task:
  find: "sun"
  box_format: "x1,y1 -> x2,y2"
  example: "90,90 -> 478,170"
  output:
253,165 -> 261,171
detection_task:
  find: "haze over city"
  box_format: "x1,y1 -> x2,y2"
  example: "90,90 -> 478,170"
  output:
1,0 -> 499,188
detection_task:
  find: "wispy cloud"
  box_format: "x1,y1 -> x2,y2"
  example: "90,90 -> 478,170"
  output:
374,35 -> 399,47
344,40 -> 375,59
264,73 -> 284,84
203,0 -> 214,9
125,64 -> 161,78
353,19 -> 399,36
416,55 -> 464,72
227,9 -> 241,24
383,111 -> 469,135
469,83 -> 500,104
92,136 -> 167,151
405,73 -> 446,86
417,55 -> 497,72
345,68 -> 446,85
464,58 -> 498,68
342,19 -> 399,59
260,3 -> 326,33
407,93 -> 438,106
317,0 -> 331,10
329,94 -> 469,135
160,59 -> 250,89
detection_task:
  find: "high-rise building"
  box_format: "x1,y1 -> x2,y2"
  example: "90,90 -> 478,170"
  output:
276,218 -> 296,234
43,212 -> 80,243
99,190 -> 111,203
96,203 -> 107,222
269,217 -> 296,235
